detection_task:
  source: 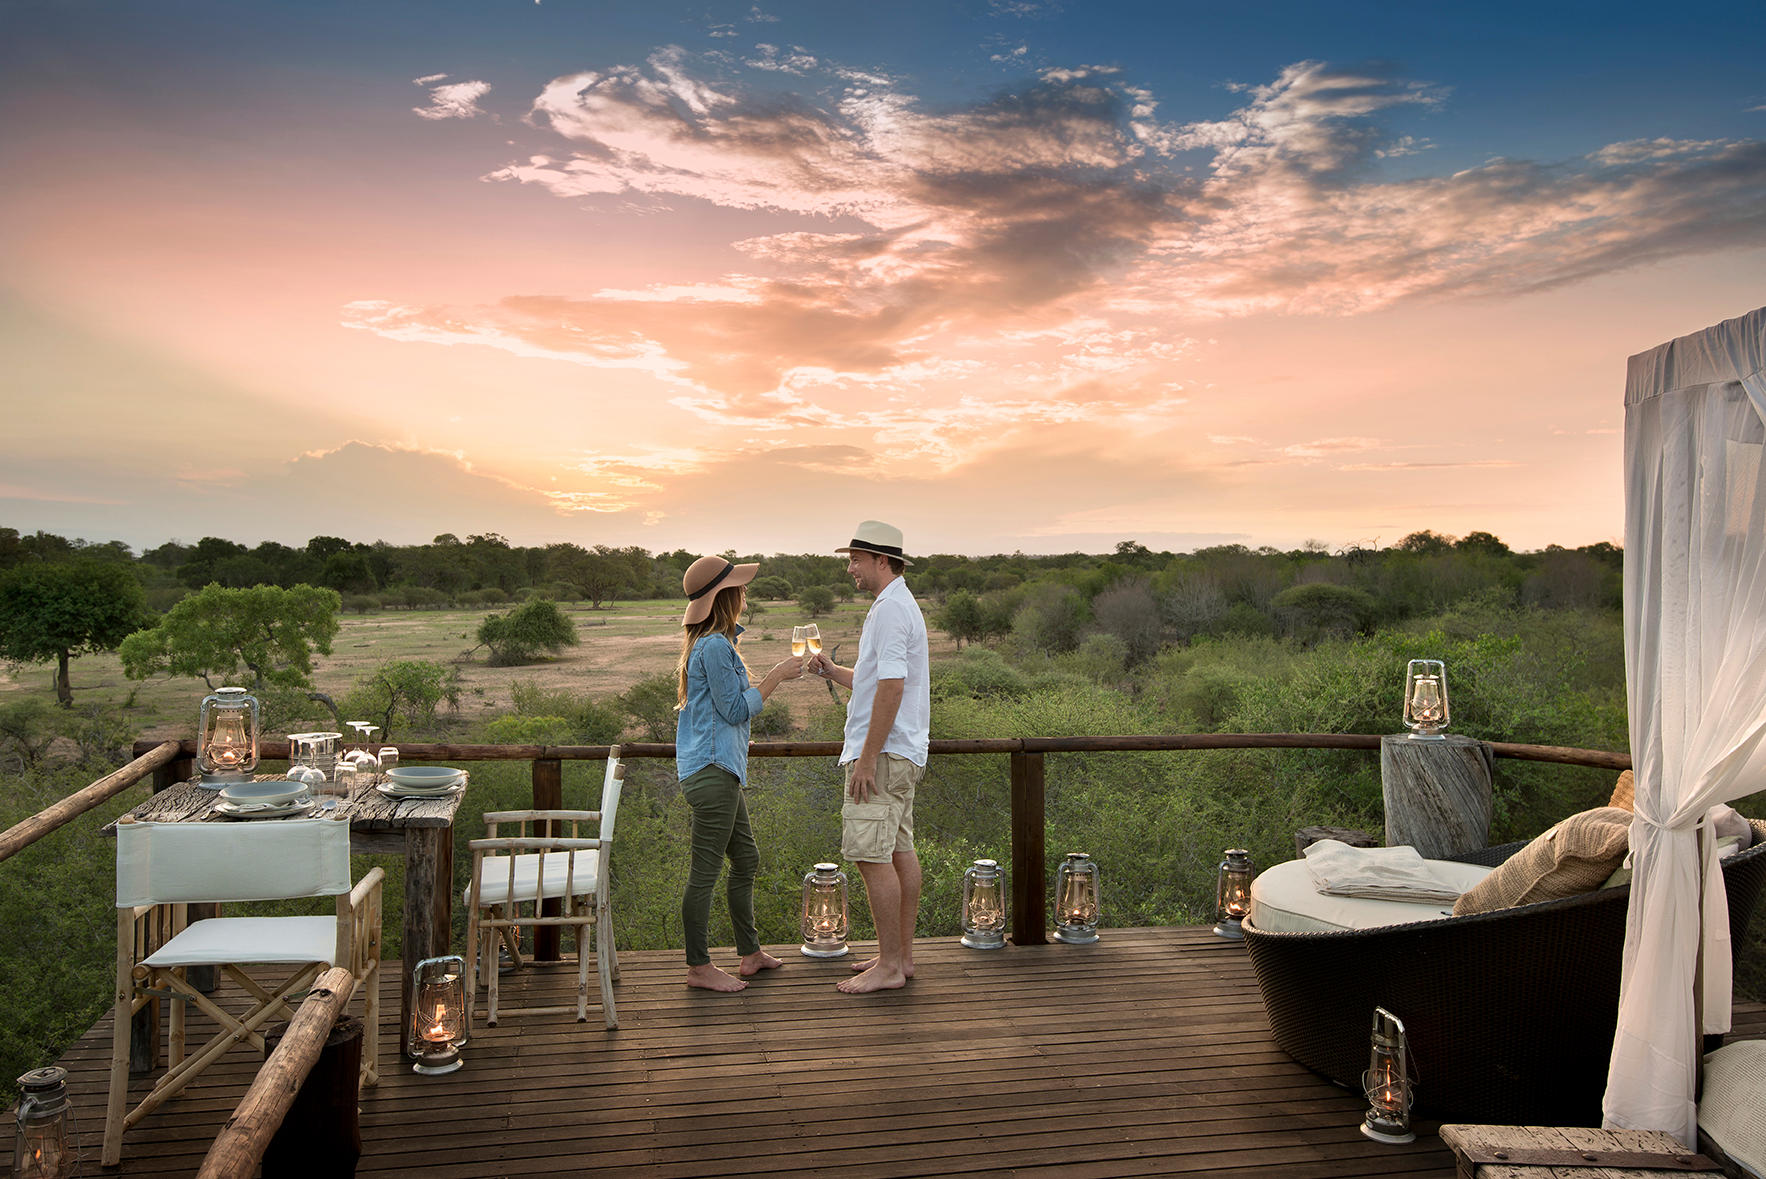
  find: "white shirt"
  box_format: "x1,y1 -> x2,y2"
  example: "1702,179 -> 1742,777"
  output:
840,576 -> 931,767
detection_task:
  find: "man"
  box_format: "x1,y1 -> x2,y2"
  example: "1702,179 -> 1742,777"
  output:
809,520 -> 931,994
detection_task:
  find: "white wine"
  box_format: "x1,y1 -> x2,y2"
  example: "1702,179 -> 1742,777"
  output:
791,639 -> 807,657
807,636 -> 822,654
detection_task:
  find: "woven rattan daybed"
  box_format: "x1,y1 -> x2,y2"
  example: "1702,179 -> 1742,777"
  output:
1241,819 -> 1766,1126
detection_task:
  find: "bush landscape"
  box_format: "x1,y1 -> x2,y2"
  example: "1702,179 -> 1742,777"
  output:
2,524 -> 1761,1105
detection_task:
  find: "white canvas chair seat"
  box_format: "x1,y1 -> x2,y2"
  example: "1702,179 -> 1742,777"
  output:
465,751 -> 623,1029
468,852 -> 601,907
141,916 -> 342,967
103,815 -> 383,1169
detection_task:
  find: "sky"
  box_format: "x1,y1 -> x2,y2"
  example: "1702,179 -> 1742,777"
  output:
3,0 -> 1764,559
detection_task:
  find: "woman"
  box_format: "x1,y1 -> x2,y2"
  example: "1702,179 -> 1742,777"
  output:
675,554 -> 802,991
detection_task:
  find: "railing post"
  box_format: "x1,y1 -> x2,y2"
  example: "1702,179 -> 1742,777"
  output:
1009,750 -> 1047,946
533,757 -> 563,961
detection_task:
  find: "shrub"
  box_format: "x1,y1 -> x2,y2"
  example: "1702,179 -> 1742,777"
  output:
751,697 -> 794,737
484,714 -> 578,745
620,673 -> 680,742
931,647 -> 1031,700
508,680 -> 626,744
0,697 -> 61,770
342,593 -> 382,614
478,599 -> 579,665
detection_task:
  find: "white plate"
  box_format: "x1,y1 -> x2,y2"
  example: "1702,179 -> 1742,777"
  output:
384,766 -> 464,788
215,797 -> 318,820
376,783 -> 464,800
220,779 -> 308,806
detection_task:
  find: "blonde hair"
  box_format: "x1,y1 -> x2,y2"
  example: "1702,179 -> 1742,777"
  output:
676,584 -> 749,710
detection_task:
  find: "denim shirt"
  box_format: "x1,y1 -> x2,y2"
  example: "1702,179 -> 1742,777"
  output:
675,630 -> 764,784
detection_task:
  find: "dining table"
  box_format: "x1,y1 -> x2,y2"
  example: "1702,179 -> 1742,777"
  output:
106,769 -> 467,1058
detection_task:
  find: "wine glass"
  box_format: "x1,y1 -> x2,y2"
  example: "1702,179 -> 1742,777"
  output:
791,626 -> 807,658
805,623 -> 822,658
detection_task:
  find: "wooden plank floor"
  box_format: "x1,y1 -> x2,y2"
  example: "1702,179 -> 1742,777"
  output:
53,926 -> 1766,1177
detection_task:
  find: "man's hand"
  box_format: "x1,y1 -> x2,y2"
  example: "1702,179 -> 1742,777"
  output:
847,760 -> 878,803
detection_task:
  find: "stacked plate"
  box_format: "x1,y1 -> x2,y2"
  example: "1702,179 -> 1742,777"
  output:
378,765 -> 465,799
216,778 -> 316,819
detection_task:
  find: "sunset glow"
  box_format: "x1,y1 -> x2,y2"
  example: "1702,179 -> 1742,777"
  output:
4,0 -> 1764,555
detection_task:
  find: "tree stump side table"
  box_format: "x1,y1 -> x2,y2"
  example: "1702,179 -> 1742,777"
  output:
1380,733 -> 1494,858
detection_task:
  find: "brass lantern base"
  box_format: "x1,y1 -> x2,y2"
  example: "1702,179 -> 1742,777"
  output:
960,930 -> 1006,949
1052,926 -> 1099,944
1213,917 -> 1245,939
197,769 -> 252,789
1360,1112 -> 1414,1144
800,941 -> 849,958
412,1046 -> 462,1075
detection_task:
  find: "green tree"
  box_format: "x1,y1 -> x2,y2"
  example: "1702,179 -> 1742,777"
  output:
798,586 -> 836,618
1270,582 -> 1377,643
939,588 -> 987,648
477,598 -> 579,665
0,560 -> 148,706
750,575 -> 794,601
340,660 -> 459,737
119,583 -> 341,690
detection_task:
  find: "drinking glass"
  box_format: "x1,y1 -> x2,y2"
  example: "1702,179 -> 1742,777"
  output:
805,624 -> 822,656
791,626 -> 807,657
378,745 -> 400,772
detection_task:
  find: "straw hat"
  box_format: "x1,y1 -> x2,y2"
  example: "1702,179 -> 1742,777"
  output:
680,555 -> 759,626
835,520 -> 913,566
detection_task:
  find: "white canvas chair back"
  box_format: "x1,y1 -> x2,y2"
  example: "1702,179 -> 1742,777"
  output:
465,750 -> 624,1028
116,817 -> 353,906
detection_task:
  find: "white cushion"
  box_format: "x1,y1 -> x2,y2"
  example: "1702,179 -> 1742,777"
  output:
1249,856 -> 1492,933
141,916 -> 338,968
1701,1040 -> 1766,1179
469,853 -> 599,907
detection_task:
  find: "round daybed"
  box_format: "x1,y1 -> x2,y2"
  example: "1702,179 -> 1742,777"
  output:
1241,819 -> 1766,1127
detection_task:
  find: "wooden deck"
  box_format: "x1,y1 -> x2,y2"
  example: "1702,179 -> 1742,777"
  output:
54,926 -> 1766,1177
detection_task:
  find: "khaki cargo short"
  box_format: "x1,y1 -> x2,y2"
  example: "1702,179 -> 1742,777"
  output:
840,753 -> 924,863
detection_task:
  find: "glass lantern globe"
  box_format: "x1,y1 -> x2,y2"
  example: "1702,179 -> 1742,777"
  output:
12,1066 -> 75,1179
800,863 -> 850,958
1214,849 -> 1255,939
1052,852 -> 1101,944
196,686 -> 260,786
1402,659 -> 1450,740
410,955 -> 467,1075
960,859 -> 1007,949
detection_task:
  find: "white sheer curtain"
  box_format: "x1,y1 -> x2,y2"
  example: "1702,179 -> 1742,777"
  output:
1605,305 -> 1766,1145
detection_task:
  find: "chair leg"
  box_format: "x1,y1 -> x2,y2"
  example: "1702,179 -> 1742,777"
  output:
603,905 -> 620,982
575,921 -> 591,1023
597,918 -> 618,1030
360,960 -> 380,1089
104,912 -> 136,1169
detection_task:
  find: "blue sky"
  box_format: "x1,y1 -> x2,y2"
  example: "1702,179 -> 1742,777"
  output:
3,0 -> 1763,555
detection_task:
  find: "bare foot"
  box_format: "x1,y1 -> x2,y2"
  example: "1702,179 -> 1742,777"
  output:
738,951 -> 784,977
836,963 -> 909,993
848,956 -> 914,978
686,964 -> 747,992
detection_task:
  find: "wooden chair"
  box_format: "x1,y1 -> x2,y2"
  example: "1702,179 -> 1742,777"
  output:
464,750 -> 624,1028
103,814 -> 383,1168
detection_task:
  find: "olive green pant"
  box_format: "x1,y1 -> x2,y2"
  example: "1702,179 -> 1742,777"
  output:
680,765 -> 762,967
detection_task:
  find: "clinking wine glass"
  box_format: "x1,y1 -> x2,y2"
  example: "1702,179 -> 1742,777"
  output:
791,626 -> 807,658
804,623 -> 821,657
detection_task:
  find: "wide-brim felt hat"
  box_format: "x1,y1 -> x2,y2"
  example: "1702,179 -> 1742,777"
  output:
835,520 -> 913,566
681,555 -> 759,626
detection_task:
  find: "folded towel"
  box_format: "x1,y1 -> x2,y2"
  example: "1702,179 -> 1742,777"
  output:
1303,839 -> 1467,903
